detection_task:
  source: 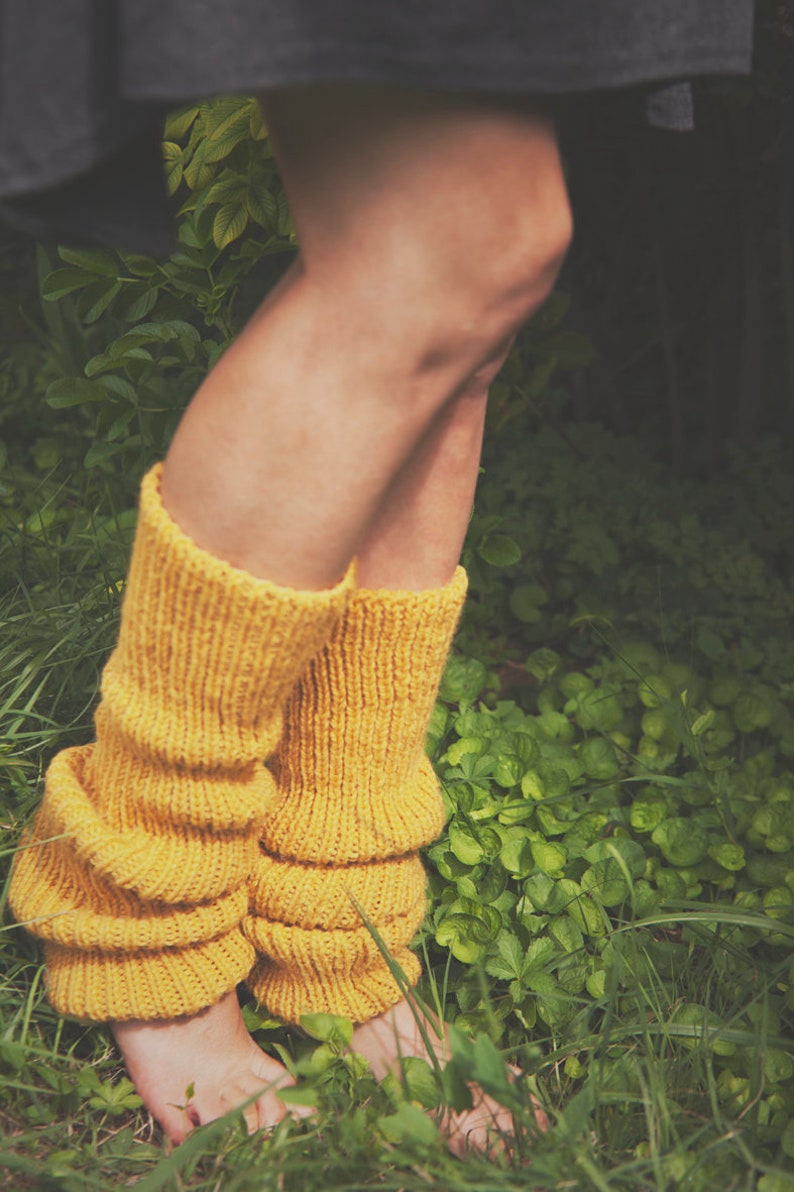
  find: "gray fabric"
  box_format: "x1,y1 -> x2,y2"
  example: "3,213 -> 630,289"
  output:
124,0 -> 754,98
0,3 -> 166,196
0,0 -> 755,251
646,82 -> 696,132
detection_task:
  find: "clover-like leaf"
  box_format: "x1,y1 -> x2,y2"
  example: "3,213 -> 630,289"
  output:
530,841 -> 568,876
652,817 -> 709,867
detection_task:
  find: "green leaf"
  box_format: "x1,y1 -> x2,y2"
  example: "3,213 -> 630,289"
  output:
435,916 -> 485,963
764,1048 -> 794,1084
578,736 -> 619,779
399,1057 -> 442,1109
638,674 -> 674,709
97,374 -> 138,402
690,709 -> 716,737
46,378 -> 108,408
439,655 -> 487,704
781,1117 -> 794,1159
536,328 -> 597,369
441,1058 -> 474,1112
549,914 -> 584,955
57,245 -> 119,276
671,1004 -> 737,1056
119,252 -> 159,277
444,737 -> 484,766
162,141 -> 184,195
630,798 -> 668,832
40,267 -> 96,300
78,278 -> 122,323
763,886 -> 794,919
278,1085 -> 319,1108
733,690 -> 774,733
758,1174 -> 794,1192
212,202 -> 250,249
204,98 -> 255,142
524,937 -> 558,971
164,103 -> 200,141
652,818 -> 709,867
492,750 -> 523,788
557,1085 -> 595,1139
123,285 -> 160,323
448,818 -> 487,865
379,1102 -> 439,1149
583,838 -> 646,877
572,686 -> 623,733
246,188 -> 279,228
467,1034 -> 514,1103
525,648 -> 561,682
524,872 -> 563,914
581,859 -> 628,907
558,878 -> 606,937
708,842 -> 746,871
509,582 -> 548,623
295,1042 -> 336,1078
299,1012 -> 353,1046
84,439 -> 134,469
478,533 -> 521,567
486,931 -> 526,982
530,841 -> 567,875
500,832 -> 534,877
586,968 -> 607,998
32,439 -> 59,470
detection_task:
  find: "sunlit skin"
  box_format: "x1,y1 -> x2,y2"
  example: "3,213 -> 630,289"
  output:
112,83 -> 571,1147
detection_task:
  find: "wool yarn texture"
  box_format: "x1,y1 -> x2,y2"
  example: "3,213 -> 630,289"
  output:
246,567 -> 468,1023
10,464 -> 354,1021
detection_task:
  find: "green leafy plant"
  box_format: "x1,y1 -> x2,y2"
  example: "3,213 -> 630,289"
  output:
0,93 -> 792,1190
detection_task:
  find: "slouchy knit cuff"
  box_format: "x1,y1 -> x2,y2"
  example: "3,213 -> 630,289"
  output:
247,569 -> 467,1022
10,464 -> 354,1020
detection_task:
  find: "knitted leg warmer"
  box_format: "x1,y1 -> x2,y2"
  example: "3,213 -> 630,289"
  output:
9,465 -> 353,1022
245,567 -> 467,1023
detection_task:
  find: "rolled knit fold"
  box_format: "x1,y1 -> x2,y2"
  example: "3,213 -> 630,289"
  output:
247,568 -> 467,1023
42,932 -> 256,1023
10,464 -> 353,1021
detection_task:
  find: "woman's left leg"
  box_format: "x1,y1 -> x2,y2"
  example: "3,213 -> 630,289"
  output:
250,344 -> 542,1156
355,342 -> 511,591
351,350 -> 523,1156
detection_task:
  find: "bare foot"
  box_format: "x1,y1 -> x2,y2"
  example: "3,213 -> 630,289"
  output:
112,990 -> 297,1143
350,997 -> 547,1157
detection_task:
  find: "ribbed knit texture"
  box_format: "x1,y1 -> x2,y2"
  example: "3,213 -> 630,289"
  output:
246,567 -> 468,1023
9,464 -> 353,1021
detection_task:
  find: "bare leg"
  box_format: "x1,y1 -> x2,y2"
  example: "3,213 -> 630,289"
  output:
114,85 -> 570,1143
350,344 -> 547,1152
356,340 -> 513,590
160,88 -> 570,588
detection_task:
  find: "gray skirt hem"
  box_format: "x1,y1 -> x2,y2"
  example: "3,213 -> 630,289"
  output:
125,46 -> 752,103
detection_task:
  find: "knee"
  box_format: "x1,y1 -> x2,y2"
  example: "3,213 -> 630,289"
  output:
473,175 -> 573,343
404,170 -> 573,384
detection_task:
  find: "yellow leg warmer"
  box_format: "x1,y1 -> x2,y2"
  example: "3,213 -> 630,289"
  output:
9,465 -> 353,1022
245,567 -> 468,1023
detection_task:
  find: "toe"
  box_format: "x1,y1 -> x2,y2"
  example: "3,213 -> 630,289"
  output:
157,1099 -> 199,1145
255,1086 -> 291,1131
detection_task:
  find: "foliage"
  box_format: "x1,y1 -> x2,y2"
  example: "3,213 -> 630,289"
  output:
0,94 -> 792,1188
0,96 -> 293,514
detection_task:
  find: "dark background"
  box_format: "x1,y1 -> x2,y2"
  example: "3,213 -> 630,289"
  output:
557,0 -> 794,468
